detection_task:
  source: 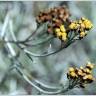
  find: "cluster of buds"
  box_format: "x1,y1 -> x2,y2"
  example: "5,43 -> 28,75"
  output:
69,17 -> 93,39
36,6 -> 70,42
67,62 -> 95,88
36,6 -> 93,42
54,25 -> 67,41
36,6 -> 70,24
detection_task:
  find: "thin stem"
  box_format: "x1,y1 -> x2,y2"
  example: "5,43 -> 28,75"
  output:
23,46 -> 63,57
5,37 -> 17,57
24,23 -> 47,42
0,13 -> 10,38
23,35 -> 53,47
24,28 -> 38,42
0,12 -> 17,57
15,66 -> 63,94
0,34 -> 53,48
23,38 -> 75,57
13,58 -> 62,90
33,78 -> 61,90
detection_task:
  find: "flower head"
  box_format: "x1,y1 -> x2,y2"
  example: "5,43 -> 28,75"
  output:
68,17 -> 93,39
67,62 -> 95,88
36,7 -> 93,45
54,25 -> 67,41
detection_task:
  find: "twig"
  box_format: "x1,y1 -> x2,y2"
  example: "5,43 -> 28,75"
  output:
33,78 -> 61,90
23,39 -> 75,57
0,35 -> 53,47
5,37 -> 17,57
0,12 -> 17,57
15,66 -> 64,94
0,12 -> 10,38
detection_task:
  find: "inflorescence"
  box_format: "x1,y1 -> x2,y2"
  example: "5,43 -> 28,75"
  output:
0,5 -> 95,95
69,17 -> 93,39
67,62 -> 95,88
36,6 -> 70,24
36,6 -> 93,42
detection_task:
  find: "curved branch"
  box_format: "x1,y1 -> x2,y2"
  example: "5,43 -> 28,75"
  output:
15,66 -> 64,94
1,12 -> 10,38
1,34 -> 53,48
23,35 -> 53,47
24,23 -> 48,42
33,78 -> 61,90
23,39 -> 75,57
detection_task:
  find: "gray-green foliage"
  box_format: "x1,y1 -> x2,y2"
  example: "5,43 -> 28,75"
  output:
0,1 -> 96,95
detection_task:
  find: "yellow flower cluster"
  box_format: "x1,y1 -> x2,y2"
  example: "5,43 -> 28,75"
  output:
47,17 -> 93,43
69,17 -> 93,38
67,62 -> 95,88
69,21 -> 79,30
55,25 -> 67,41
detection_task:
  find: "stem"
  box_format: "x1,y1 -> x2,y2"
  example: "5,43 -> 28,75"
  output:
33,78 -> 61,90
5,37 -> 17,57
0,13 -> 17,57
0,13 -> 10,38
15,66 -> 63,95
23,38 -> 75,57
24,23 -> 47,42
0,35 -> 53,47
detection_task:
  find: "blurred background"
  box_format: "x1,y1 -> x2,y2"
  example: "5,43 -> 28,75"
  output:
0,1 -> 96,95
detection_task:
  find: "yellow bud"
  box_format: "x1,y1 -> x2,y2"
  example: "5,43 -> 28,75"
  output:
78,69 -> 84,76
79,20 -> 82,24
83,20 -> 93,29
81,17 -> 86,21
70,72 -> 77,77
80,28 -> 84,32
69,21 -> 79,30
80,66 -> 83,70
69,67 -> 75,72
55,28 -> 60,33
80,23 -> 85,28
84,68 -> 91,74
69,23 -> 76,29
80,32 -> 86,37
56,31 -> 62,37
83,75 -> 88,80
86,62 -> 94,69
62,32 -> 67,36
87,75 -> 93,80
86,69 -> 91,73
75,24 -> 79,29
60,25 -> 66,32
61,32 -> 67,41
83,74 -> 94,81
62,36 -> 67,41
